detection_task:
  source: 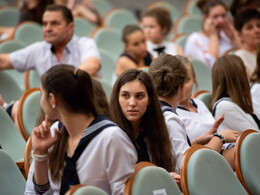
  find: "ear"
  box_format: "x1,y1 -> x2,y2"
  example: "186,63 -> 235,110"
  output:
202,14 -> 207,22
124,43 -> 128,51
162,27 -> 168,36
48,93 -> 58,108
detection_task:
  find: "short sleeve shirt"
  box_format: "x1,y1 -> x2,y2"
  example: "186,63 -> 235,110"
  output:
10,35 -> 100,76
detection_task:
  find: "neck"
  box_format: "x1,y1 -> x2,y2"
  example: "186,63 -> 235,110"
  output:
60,112 -> 94,139
180,98 -> 197,113
241,44 -> 257,55
160,95 -> 179,110
52,36 -> 72,61
131,120 -> 141,139
126,51 -> 143,65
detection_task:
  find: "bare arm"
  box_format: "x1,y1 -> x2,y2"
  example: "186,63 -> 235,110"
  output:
79,56 -> 100,77
0,54 -> 14,70
115,56 -> 137,76
32,117 -> 59,185
176,44 -> 184,56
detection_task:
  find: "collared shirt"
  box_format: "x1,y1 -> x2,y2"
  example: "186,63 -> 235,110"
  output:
146,40 -> 177,58
10,35 -> 100,76
160,100 -> 190,174
25,117 -> 137,195
213,97 -> 259,132
176,98 -> 216,142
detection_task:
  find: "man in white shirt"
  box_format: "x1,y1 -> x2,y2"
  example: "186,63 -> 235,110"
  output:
0,4 -> 101,131
0,4 -> 100,77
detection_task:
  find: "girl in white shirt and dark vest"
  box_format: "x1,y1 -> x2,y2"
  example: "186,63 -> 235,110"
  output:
110,69 -> 181,186
25,65 -> 137,195
141,7 -> 184,58
114,25 -> 152,83
148,54 -> 240,172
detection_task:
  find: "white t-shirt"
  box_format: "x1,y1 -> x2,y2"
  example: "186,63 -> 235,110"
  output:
10,35 -> 100,76
176,99 -> 215,142
251,83 -> 260,120
184,31 -> 232,68
146,40 -> 177,58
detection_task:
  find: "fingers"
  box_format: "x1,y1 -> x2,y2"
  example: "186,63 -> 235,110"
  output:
213,114 -> 224,129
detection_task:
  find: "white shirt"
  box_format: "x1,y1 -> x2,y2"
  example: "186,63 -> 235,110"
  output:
184,31 -> 232,68
25,120 -> 137,195
213,99 -> 259,133
251,83 -> 260,120
162,108 -> 190,174
10,35 -> 100,76
146,40 -> 177,58
176,99 -> 216,141
234,49 -> 256,76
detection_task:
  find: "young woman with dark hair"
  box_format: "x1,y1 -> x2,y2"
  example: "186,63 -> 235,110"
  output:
110,69 -> 180,184
25,64 -> 137,195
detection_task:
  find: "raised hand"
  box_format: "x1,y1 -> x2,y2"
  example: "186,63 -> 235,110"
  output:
196,114 -> 224,145
204,17 -> 218,36
32,116 -> 59,154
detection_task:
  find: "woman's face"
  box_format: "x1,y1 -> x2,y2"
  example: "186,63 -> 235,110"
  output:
238,18 -> 260,49
207,5 -> 227,31
142,16 -> 165,44
125,30 -> 147,59
182,66 -> 194,102
119,80 -> 150,126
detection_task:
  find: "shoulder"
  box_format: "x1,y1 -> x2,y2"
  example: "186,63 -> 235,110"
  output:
215,99 -> 239,112
163,111 -> 185,127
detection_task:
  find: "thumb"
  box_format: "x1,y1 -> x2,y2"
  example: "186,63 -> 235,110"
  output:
213,114 -> 224,129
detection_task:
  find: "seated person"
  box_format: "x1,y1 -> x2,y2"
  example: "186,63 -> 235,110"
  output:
25,65 -> 137,194
114,25 -> 152,83
176,56 -> 217,141
149,54 -> 240,172
185,0 -> 238,67
110,69 -> 180,185
141,7 -> 184,58
211,55 -> 260,132
54,0 -> 101,25
234,8 -> 260,76
0,4 -> 100,132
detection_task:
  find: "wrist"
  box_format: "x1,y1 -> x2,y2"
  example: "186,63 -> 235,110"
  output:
31,150 -> 48,162
213,133 -> 226,144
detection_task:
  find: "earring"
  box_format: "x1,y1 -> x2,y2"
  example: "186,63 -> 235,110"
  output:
52,105 -> 55,108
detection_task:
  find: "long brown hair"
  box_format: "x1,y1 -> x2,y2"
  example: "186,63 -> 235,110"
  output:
41,64 -> 98,182
211,55 -> 253,114
110,69 -> 176,172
